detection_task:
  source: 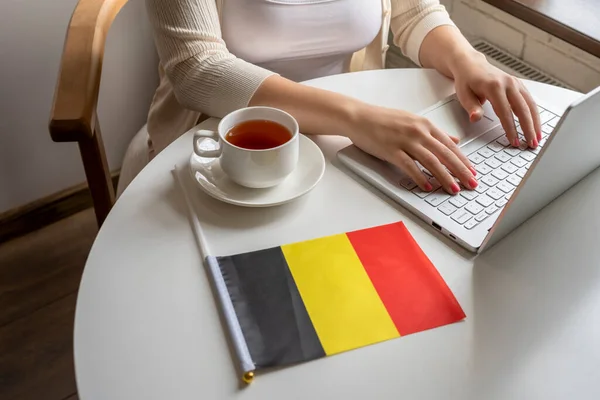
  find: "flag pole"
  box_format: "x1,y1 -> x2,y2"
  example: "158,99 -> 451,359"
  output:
173,165 -> 256,384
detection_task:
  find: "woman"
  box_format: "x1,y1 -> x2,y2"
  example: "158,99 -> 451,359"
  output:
117,0 -> 541,196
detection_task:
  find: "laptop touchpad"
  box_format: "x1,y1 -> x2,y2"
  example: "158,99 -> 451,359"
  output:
423,98 -> 498,147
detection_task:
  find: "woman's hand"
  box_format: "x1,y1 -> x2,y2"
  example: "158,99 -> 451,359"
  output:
348,104 -> 478,194
451,51 -> 542,148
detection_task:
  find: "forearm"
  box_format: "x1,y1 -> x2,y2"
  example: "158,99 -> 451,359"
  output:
418,25 -> 484,79
249,75 -> 364,137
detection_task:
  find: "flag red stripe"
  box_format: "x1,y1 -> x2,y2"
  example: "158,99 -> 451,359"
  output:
346,222 -> 465,336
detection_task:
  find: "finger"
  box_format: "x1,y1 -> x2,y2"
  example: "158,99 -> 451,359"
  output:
507,85 -> 537,148
456,85 -> 484,122
487,85 -> 519,147
390,150 -> 432,191
431,128 -> 479,180
410,146 -> 460,194
519,84 -> 542,141
449,135 -> 460,145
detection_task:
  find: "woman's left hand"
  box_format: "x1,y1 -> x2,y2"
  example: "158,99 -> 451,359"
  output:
451,52 -> 542,149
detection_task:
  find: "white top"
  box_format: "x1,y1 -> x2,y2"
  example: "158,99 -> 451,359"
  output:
221,0 -> 383,82
75,70 -> 600,400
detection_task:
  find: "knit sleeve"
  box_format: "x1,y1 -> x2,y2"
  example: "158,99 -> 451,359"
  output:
389,0 -> 456,66
145,0 -> 277,118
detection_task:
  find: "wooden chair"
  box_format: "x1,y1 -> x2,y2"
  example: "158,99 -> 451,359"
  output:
49,0 -> 137,227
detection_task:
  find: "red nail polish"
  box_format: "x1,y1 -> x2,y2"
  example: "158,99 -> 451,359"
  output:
513,138 -> 520,147
469,166 -> 477,176
532,139 -> 538,147
537,131 -> 542,141
451,183 -> 461,194
424,182 -> 433,191
469,178 -> 478,189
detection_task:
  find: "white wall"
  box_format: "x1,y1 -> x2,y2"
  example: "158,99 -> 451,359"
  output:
442,0 -> 600,92
0,0 -> 158,214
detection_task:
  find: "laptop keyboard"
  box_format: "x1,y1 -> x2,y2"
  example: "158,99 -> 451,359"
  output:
399,107 -> 561,230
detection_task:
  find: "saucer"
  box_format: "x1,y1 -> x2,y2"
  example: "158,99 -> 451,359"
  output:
189,134 -> 325,207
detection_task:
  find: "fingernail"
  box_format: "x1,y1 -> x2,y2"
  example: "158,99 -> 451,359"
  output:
469,178 -> 478,189
537,131 -> 542,141
531,139 -> 538,148
469,166 -> 477,176
451,182 -> 461,194
513,138 -> 520,147
470,109 -> 482,122
424,182 -> 433,191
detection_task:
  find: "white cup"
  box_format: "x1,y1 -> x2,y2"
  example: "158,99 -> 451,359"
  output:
193,107 -> 299,188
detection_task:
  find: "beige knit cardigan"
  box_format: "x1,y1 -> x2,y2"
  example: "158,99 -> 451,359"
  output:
144,0 -> 455,156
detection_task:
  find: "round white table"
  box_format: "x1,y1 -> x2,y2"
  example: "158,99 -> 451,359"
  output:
75,69 -> 600,400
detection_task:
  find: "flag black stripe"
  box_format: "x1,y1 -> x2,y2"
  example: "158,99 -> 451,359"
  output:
217,247 -> 325,368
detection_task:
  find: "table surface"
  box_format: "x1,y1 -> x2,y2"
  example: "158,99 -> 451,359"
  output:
75,69 -> 600,400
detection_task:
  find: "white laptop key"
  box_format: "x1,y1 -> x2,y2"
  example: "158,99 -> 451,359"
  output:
400,177 -> 417,190
485,158 -> 502,169
449,195 -> 468,208
451,209 -> 472,224
501,163 -> 518,174
475,182 -> 490,194
468,153 -> 485,164
487,142 -> 505,152
464,219 -> 479,230
506,175 -> 522,186
504,147 -> 521,157
480,175 -> 499,187
517,140 -> 529,150
475,212 -> 489,222
542,124 -> 553,135
412,188 -> 431,198
516,168 -> 528,178
520,152 -> 537,162
461,190 -> 478,201
478,147 -> 495,158
511,157 -> 528,168
438,202 -> 457,216
494,152 -> 512,163
486,205 -> 499,215
497,181 -> 514,193
475,163 -> 493,175
496,199 -> 508,208
487,188 -> 504,200
425,190 -> 451,207
491,169 -> 509,180
476,194 -> 495,208
496,136 -> 511,147
465,202 -> 484,215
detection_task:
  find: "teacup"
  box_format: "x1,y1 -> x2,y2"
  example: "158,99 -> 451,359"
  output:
193,107 -> 299,188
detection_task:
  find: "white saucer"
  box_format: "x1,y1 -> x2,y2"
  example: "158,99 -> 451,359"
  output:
189,134 -> 326,207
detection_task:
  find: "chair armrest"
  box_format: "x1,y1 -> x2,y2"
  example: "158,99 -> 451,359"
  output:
49,0 -> 129,142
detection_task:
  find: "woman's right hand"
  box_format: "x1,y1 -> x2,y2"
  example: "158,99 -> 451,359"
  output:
347,104 -> 478,195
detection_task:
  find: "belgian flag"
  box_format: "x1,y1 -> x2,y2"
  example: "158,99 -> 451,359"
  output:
206,222 -> 465,380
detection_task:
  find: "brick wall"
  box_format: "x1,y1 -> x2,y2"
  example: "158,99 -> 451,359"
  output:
388,0 -> 600,93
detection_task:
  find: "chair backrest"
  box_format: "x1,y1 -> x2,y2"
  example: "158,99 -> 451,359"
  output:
49,0 -> 158,226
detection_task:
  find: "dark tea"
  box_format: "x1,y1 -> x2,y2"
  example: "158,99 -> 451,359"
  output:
225,120 -> 292,150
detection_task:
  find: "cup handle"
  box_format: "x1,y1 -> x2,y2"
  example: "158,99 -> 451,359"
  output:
193,130 -> 222,158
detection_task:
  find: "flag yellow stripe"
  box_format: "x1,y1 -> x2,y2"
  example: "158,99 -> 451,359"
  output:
281,234 -> 399,355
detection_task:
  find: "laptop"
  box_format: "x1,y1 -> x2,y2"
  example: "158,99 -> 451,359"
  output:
337,86 -> 600,253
